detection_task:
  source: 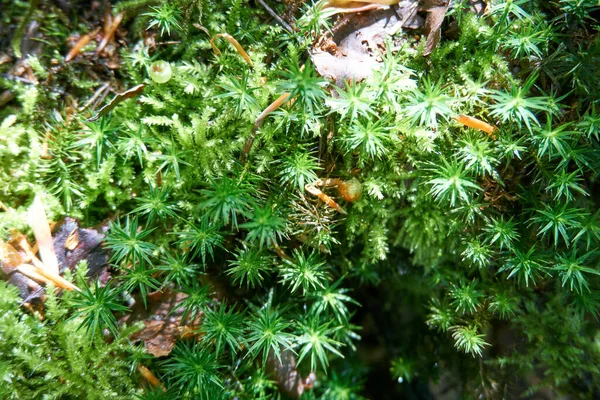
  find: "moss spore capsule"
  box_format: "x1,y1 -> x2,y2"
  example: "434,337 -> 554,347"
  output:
149,60 -> 172,83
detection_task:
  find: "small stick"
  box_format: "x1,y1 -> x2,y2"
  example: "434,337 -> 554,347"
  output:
65,28 -> 100,62
79,82 -> 110,112
96,12 -> 124,54
17,263 -> 80,291
255,0 -> 294,33
16,264 -> 51,285
210,33 -> 254,67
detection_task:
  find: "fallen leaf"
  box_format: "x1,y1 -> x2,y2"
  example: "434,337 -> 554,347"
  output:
310,7 -> 404,85
122,289 -> 203,357
422,0 -> 449,57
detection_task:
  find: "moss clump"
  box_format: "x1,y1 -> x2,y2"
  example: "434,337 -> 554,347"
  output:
1,0 -> 600,398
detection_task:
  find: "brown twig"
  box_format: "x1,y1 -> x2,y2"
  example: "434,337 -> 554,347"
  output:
255,0 -> 294,33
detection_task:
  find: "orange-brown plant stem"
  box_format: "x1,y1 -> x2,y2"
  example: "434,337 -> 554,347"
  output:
96,12 -> 123,54
210,33 -> 254,67
454,114 -> 497,137
241,92 -> 292,162
65,28 -> 100,62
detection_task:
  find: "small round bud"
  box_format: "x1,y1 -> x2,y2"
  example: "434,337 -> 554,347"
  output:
148,60 -> 172,83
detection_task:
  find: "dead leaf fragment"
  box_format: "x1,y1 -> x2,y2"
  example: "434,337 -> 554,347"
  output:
454,114 -> 497,136
422,1 -> 449,56
65,228 -> 79,251
123,290 -> 203,357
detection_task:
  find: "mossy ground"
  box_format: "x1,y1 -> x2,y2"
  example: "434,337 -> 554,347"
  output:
1,1 -> 600,399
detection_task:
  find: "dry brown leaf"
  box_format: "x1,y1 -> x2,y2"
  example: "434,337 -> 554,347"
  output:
310,7 -> 406,85
422,0 -> 449,56
123,290 -> 202,357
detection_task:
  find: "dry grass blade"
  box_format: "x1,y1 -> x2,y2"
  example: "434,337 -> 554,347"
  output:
29,196 -> 59,275
210,33 -> 254,67
16,263 -> 51,285
17,263 -> 80,291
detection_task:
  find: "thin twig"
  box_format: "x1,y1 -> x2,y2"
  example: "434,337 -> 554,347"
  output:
255,0 -> 294,33
79,82 -> 110,112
